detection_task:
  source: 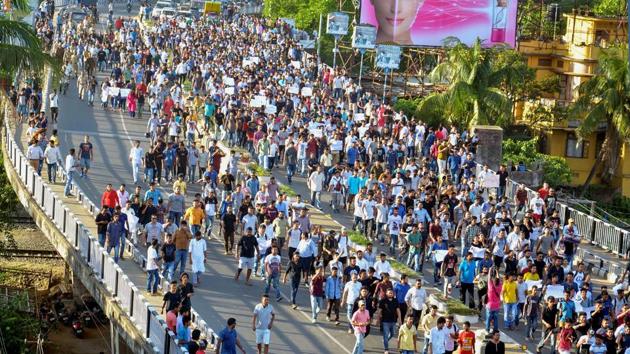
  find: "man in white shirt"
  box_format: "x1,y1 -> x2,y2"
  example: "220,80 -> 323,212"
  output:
49,90 -> 59,122
116,184 -> 130,207
144,216 -> 164,246
128,140 -> 144,185
361,194 -> 378,241
405,279 -> 428,326
374,252 -> 392,280
428,317 -> 448,354
386,207 -> 403,255
64,148 -> 79,197
308,166 -> 325,209
43,140 -> 62,183
529,192 -> 545,222
27,140 -> 44,176
341,271 -> 362,334
146,239 -> 160,295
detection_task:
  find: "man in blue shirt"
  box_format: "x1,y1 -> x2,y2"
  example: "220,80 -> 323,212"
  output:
558,289 -> 577,324
216,318 -> 246,354
394,274 -> 411,320
458,252 -> 477,308
106,213 -> 125,263
144,182 -> 161,205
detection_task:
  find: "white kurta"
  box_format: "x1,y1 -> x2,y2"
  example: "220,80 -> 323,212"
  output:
188,238 -> 207,273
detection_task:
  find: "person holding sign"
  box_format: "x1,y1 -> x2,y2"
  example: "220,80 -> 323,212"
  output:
430,234 -> 448,285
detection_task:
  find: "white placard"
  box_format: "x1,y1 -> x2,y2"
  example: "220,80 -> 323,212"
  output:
120,88 -> 131,98
108,87 -> 120,96
301,87 -> 313,97
264,104 -> 277,114
326,12 -> 349,36
254,95 -> 268,106
242,59 -> 254,68
291,60 -> 301,69
225,87 -> 235,95
310,129 -> 323,138
223,77 -> 235,86
483,174 -> 500,188
331,140 -> 343,152
251,56 -> 260,64
376,45 -> 402,70
525,280 -> 543,290
354,113 -> 365,122
575,303 -> 595,319
352,24 -> 377,50
288,86 -> 300,94
470,246 -> 486,259
433,250 -> 448,263
250,98 -> 263,108
544,284 -> 565,300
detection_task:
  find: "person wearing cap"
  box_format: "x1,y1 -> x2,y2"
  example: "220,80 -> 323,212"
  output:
350,299 -> 371,354
342,270 -> 363,334
216,317 -> 246,354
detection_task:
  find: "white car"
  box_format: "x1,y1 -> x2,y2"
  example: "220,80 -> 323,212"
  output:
158,8 -> 177,19
151,1 -> 175,18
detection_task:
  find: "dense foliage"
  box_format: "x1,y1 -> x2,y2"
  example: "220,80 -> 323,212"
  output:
503,138 -> 573,187
0,294 -> 38,353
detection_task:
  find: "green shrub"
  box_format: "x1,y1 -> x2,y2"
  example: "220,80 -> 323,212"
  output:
279,184 -> 298,197
502,138 -> 572,187
434,294 -> 481,316
247,162 -> 270,177
348,231 -> 369,246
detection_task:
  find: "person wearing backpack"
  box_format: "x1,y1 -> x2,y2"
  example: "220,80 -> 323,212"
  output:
328,170 -> 344,213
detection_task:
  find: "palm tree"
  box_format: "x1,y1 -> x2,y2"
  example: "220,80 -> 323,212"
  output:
417,38 -> 528,128
0,0 -> 57,82
570,46 -> 630,195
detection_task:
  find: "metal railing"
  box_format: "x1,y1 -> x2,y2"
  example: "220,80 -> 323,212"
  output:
505,179 -> 630,259
2,115 -> 216,354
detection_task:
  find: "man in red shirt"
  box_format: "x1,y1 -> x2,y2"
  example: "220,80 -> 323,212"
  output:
457,321 -> 476,354
100,183 -> 119,212
537,182 -> 550,200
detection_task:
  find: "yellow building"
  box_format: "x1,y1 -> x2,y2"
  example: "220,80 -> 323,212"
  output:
517,12 -> 628,194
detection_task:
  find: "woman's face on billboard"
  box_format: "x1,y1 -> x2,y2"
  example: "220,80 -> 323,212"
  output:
371,0 -> 424,43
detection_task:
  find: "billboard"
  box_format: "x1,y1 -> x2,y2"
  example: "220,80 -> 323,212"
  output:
327,12 -> 350,36
375,45 -> 402,70
352,24 -> 377,49
359,0 -> 517,47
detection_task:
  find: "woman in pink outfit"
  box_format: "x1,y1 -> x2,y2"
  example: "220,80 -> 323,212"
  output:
127,89 -> 137,118
485,267 -> 503,333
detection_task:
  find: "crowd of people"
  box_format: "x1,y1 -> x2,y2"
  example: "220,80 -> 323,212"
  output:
11,0 -> 630,354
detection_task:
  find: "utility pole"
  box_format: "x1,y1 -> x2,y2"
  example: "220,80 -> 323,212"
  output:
317,13 -> 322,67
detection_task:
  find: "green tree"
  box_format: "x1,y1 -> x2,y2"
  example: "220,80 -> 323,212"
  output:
0,294 -> 38,353
502,138 -> 572,187
593,0 -> 626,16
417,38 -> 526,128
263,0 -> 338,31
570,46 -> 630,195
0,0 -> 58,81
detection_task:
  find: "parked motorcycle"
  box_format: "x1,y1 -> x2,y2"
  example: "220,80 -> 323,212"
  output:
72,318 -> 84,338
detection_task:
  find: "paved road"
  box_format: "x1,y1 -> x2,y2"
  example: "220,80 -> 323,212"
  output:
48,3 -> 619,354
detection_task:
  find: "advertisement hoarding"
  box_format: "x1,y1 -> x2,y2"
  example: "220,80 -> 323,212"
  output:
326,12 -> 350,36
359,0 -> 517,47
375,45 -> 402,70
352,24 -> 377,49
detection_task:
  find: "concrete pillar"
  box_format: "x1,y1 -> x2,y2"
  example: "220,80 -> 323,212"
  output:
111,320 -> 121,354
472,125 -> 503,171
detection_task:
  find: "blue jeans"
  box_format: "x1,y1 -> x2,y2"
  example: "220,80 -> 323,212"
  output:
526,315 -> 538,338
264,273 -> 281,299
504,303 -> 518,328
486,308 -> 499,332
381,321 -> 396,350
407,250 -> 422,272
422,337 -> 430,354
98,233 -> 106,247
433,262 -> 442,283
145,167 -> 154,183
119,234 -> 126,259
402,351 -> 415,354
107,244 -> 120,263
286,164 -> 296,183
175,249 -> 188,275
190,224 -> 201,237
390,234 -> 399,255
346,304 -> 354,330
169,211 -> 182,226
310,295 -> 324,320
352,332 -> 365,354
132,162 -> 141,184
64,170 -> 75,196
147,269 -> 159,293
162,261 -> 175,281
47,163 -> 57,183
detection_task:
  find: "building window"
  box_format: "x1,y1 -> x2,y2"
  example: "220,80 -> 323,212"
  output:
538,58 -> 552,67
566,132 -> 589,158
556,60 -> 564,68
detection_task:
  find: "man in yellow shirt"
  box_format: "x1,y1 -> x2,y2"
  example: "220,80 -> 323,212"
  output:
523,265 -> 540,281
173,174 -> 187,195
420,305 -> 439,352
501,273 -> 518,330
397,315 -> 417,354
184,200 -> 205,237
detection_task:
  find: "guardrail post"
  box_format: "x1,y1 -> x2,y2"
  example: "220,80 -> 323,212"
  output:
100,253 -> 105,279
87,240 -> 91,263
40,183 -> 45,207
62,209 -> 67,233
589,218 -> 596,242
165,330 -> 170,354
114,271 -> 119,297
130,288 -> 134,317
146,310 -> 151,338
617,230 -> 624,256
74,223 -> 79,247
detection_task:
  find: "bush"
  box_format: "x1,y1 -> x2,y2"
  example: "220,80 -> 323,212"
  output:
434,294 -> 480,316
279,184 -> 297,197
348,231 -> 369,246
393,98 -> 421,118
247,162 -> 270,177
502,138 -> 572,188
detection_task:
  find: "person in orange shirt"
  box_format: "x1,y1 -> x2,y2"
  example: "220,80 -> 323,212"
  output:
183,200 -> 205,237
100,183 -> 119,213
457,321 -> 476,354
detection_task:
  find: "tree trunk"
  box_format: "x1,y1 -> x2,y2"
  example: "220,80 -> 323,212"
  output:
580,140 -> 605,198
